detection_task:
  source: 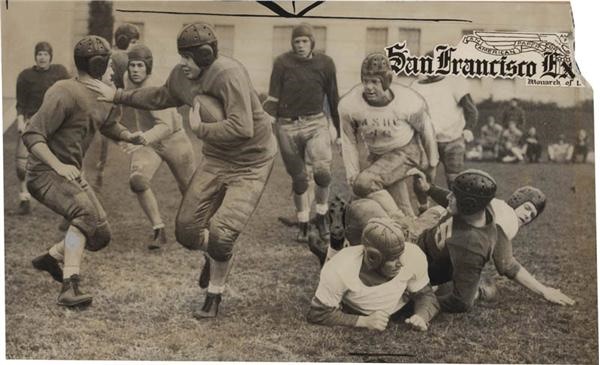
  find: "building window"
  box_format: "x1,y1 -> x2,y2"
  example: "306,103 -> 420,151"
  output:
272,25 -> 327,59
366,27 -> 388,55
398,28 -> 420,55
114,21 -> 144,43
215,25 -> 234,57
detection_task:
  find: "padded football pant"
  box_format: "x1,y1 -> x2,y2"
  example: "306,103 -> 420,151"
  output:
26,169 -> 111,251
129,129 -> 196,194
175,155 -> 274,261
274,114 -> 332,195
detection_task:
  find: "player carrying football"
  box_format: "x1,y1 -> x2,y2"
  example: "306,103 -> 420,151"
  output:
339,53 -> 438,217
121,44 -> 196,249
264,23 -> 340,242
26,36 -> 145,307
85,23 -> 278,319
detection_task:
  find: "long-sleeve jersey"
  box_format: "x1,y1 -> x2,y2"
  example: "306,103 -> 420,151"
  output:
123,72 -> 183,144
308,244 -> 439,327
22,78 -> 128,172
339,82 -> 433,181
114,56 -> 277,166
16,64 -> 70,118
268,51 -> 340,135
411,76 -> 476,143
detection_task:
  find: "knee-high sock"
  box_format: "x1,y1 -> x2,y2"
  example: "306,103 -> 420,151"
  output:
49,240 -> 65,262
314,185 -> 329,213
207,255 -> 234,294
293,192 -> 310,222
136,189 -> 163,228
63,226 -> 86,279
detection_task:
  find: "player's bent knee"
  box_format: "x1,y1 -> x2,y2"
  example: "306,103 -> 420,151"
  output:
85,221 -> 112,252
206,223 -> 239,262
174,222 -> 204,251
129,173 -> 150,193
352,173 -> 380,198
313,164 -> 331,187
292,174 -> 310,195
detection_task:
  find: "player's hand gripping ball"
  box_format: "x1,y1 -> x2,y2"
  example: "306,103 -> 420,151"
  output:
190,94 -> 226,126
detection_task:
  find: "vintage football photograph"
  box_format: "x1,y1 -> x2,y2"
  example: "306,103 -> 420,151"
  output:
1,0 -> 597,362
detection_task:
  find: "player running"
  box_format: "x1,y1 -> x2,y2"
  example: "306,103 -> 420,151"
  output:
264,22 -> 340,242
121,44 -> 196,249
15,41 -> 70,215
307,217 -> 439,331
339,52 -> 438,217
411,73 -> 479,187
85,23 -> 277,319
26,36 -> 145,307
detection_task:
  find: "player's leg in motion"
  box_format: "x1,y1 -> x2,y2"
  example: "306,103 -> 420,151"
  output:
175,157 -> 273,319
30,172 -> 111,306
129,145 -> 167,249
274,122 -> 311,242
439,138 -> 466,188
15,132 -> 32,214
305,116 -> 333,240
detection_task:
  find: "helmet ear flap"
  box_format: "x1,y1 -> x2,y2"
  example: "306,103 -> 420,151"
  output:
195,44 -> 215,67
88,55 -> 109,79
364,246 -> 383,270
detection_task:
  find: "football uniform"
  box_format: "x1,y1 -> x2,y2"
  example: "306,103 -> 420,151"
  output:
114,55 -> 277,261
339,82 -> 429,199
22,78 -> 130,250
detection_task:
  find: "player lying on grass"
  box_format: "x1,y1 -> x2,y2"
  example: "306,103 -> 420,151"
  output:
26,36 -> 145,307
84,23 -> 277,319
120,44 -> 196,250
409,168 -> 575,309
339,52 -> 438,217
307,217 -> 439,331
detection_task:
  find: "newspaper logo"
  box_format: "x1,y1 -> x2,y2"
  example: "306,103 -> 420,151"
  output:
386,31 -> 583,87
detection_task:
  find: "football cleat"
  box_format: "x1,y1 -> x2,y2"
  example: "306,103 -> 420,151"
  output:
57,274 -> 93,307
32,253 -> 63,283
17,199 -> 31,215
297,222 -> 309,243
193,292 -> 221,319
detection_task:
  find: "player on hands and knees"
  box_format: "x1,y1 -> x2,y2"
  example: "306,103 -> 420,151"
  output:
307,218 -> 439,331
84,23 -> 277,319
264,23 -> 341,242
26,36 -> 145,307
339,53 -> 438,218
14,41 -> 70,215
121,44 -> 196,249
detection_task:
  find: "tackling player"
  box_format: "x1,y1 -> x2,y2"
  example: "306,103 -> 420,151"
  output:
26,36 -> 145,307
339,52 -> 438,217
307,218 -> 439,331
85,23 -> 277,319
15,41 -> 70,214
121,44 -> 196,249
264,23 -> 340,242
411,73 -> 479,187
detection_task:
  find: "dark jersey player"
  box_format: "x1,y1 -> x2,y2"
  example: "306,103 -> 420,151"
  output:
85,23 -> 278,320
25,35 -> 145,308
15,41 -> 70,215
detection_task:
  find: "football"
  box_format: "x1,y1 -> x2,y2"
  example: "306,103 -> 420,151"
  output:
193,94 -> 225,123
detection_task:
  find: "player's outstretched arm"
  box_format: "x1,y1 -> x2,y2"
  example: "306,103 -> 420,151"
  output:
307,298 -> 389,331
512,267 -> 575,306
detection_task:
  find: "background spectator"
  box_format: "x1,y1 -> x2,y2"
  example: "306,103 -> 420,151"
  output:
572,129 -> 589,163
501,120 -> 525,163
501,98 -> 526,128
523,127 -> 542,163
479,115 -> 504,160
548,134 -> 574,163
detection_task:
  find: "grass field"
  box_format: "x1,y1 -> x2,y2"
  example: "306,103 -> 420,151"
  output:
3,124 -> 598,363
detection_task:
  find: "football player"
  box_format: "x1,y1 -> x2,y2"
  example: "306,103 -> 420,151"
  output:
339,52 -> 438,217
307,218 -> 439,331
264,23 -> 340,242
411,73 -> 478,187
26,36 -> 145,307
94,23 -> 141,188
121,44 -> 196,249
85,23 -> 277,319
15,41 -> 70,214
